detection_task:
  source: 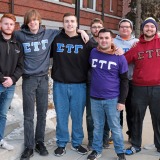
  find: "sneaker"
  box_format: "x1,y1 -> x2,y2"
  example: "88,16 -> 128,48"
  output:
35,141 -> 48,156
109,136 -> 113,144
20,148 -> 33,160
71,145 -> 88,155
125,146 -> 141,155
0,139 -> 14,151
103,139 -> 110,149
117,153 -> 126,160
144,144 -> 155,150
54,147 -> 66,157
87,150 -> 102,160
157,148 -> 160,153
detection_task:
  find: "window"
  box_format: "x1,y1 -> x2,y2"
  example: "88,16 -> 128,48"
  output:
72,0 -> 83,8
87,0 -> 96,10
110,0 -> 113,12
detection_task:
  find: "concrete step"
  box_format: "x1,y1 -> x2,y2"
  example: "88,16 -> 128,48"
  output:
0,127 -> 56,160
4,121 -> 20,137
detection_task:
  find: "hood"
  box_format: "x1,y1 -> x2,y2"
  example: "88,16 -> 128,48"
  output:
139,33 -> 159,43
115,34 -> 136,41
21,24 -> 45,36
0,31 -> 17,43
60,28 -> 81,39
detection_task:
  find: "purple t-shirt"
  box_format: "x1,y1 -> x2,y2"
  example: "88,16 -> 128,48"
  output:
89,48 -> 128,99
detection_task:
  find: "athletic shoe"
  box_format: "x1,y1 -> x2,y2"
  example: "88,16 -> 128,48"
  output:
87,150 -> 102,160
71,145 -> 88,155
0,139 -> 14,151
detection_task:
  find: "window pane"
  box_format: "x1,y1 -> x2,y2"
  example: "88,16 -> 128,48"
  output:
87,0 -> 93,9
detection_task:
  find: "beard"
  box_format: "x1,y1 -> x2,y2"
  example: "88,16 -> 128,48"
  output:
1,28 -> 13,36
144,32 -> 156,39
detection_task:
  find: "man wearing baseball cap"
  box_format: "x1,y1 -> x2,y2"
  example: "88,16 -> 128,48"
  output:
124,17 -> 160,155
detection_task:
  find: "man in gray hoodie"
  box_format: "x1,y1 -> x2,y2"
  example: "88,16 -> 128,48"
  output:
114,19 -> 139,141
14,9 -> 88,160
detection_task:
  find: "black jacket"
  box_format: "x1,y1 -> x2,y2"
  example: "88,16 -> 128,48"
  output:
0,31 -> 24,84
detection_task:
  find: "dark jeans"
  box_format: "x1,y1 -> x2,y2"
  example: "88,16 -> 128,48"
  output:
22,75 -> 48,149
131,85 -> 160,149
125,80 -> 133,138
86,84 -> 110,145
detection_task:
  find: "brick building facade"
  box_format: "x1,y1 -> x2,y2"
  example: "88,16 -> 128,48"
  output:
0,0 -> 123,33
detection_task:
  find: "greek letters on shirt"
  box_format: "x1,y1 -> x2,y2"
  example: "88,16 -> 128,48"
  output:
138,49 -> 160,60
56,43 -> 83,54
92,59 -> 117,70
22,39 -> 48,53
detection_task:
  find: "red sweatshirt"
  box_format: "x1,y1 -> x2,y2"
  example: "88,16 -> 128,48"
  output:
125,34 -> 160,86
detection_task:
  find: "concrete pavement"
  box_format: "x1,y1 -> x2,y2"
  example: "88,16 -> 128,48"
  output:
1,84 -> 160,160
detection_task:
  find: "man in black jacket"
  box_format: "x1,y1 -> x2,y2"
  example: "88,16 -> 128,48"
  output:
0,13 -> 23,151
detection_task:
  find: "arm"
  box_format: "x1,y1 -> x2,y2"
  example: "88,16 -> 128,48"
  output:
3,43 -> 24,87
77,29 -> 89,44
118,71 -> 129,105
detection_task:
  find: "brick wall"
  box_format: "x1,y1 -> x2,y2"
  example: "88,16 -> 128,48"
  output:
0,0 -> 123,31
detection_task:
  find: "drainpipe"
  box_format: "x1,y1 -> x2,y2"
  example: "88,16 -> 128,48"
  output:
101,0 -> 104,22
10,0 -> 14,14
75,0 -> 80,28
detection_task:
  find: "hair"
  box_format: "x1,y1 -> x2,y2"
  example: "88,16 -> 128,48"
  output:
24,9 -> 41,25
63,13 -> 77,22
90,18 -> 103,27
0,13 -> 16,22
98,28 -> 113,37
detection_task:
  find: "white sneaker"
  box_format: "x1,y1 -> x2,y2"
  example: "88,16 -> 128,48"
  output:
144,144 -> 155,150
0,139 -> 14,151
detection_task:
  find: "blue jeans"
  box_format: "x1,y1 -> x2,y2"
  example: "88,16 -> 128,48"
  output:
22,75 -> 48,149
0,84 -> 15,140
91,97 -> 124,154
86,84 -> 110,145
53,81 -> 86,147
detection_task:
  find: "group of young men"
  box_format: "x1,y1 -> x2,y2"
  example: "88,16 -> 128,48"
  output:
0,8 -> 160,160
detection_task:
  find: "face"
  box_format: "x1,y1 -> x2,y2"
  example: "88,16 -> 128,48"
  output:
63,16 -> 77,33
143,22 -> 157,39
0,17 -> 15,35
119,22 -> 132,38
98,32 -> 112,50
91,22 -> 103,37
27,17 -> 40,33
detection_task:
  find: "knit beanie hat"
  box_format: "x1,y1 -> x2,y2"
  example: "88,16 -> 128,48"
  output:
118,19 -> 133,30
141,17 -> 158,31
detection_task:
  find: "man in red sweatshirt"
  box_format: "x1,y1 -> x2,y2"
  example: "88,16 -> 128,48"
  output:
125,17 -> 160,155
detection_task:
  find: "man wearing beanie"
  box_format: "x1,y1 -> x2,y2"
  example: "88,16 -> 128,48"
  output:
124,17 -> 160,155
114,19 -> 139,142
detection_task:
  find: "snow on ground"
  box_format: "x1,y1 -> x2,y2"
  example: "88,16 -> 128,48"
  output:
6,86 -> 56,140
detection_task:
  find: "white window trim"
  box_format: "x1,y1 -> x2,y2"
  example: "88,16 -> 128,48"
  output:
87,0 -> 96,11
110,0 -> 113,12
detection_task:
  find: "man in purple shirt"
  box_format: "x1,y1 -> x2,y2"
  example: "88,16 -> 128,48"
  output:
87,28 -> 128,160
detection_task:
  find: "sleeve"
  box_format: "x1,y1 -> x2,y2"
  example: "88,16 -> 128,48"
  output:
86,39 -> 96,53
125,46 -> 136,64
0,72 -> 5,83
118,56 -> 129,104
11,43 -> 24,83
118,71 -> 129,104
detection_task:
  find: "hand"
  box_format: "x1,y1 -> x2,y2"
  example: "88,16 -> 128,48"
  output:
77,29 -> 89,43
115,47 -> 124,55
2,77 -> 13,87
131,40 -> 139,48
117,103 -> 125,111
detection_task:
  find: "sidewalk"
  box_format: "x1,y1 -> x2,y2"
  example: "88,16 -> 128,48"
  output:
2,84 -> 160,160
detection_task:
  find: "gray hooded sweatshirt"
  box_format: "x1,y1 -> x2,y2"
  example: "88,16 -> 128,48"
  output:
114,35 -> 139,80
14,26 -> 60,76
